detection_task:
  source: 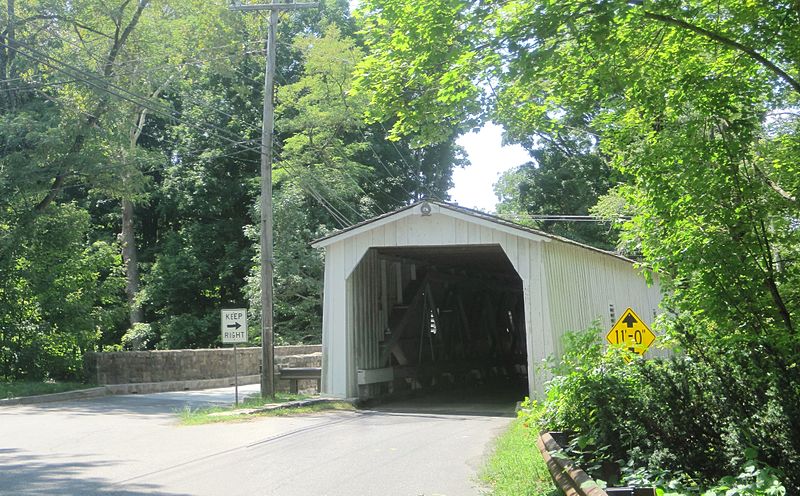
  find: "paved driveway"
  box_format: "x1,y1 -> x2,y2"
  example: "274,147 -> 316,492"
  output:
0,386 -> 516,495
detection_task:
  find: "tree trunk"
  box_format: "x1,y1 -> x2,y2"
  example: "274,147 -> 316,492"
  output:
122,106 -> 145,327
1,0 -> 18,111
27,0 -> 150,215
121,195 -> 143,325
119,76 -> 170,327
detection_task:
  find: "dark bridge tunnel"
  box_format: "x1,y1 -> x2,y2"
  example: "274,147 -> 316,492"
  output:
350,245 -> 528,401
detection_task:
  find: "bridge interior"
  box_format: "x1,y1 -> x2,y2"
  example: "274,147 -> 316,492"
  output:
350,245 -> 528,403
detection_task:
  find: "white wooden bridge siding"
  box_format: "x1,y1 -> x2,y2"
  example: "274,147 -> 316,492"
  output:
540,241 -> 664,370
318,204 -> 662,398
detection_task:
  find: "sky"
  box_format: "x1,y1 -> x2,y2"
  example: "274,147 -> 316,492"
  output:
448,123 -> 532,213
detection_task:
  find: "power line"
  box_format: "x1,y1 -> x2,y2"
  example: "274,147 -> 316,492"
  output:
499,213 -> 631,223
376,121 -> 436,200
2,52 -> 366,283
279,56 -> 415,207
5,39 -> 263,155
110,39 -> 265,72
274,30 -> 451,205
36,29 -> 266,137
2,87 -> 354,228
0,89 -> 259,204
23,74 -> 353,230
0,75 -> 30,84
357,127 -> 417,203
269,49 -> 386,219
0,49 -> 352,218
320,140 -> 393,215
270,98 -> 390,217
3,78 -> 82,93
34,27 -> 375,201
41,27 -> 269,89
291,180 -> 351,228
4,36 -> 367,230
8,72 -> 263,150
278,160 -> 362,224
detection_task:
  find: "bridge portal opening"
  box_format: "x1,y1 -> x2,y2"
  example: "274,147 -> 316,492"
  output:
349,245 -> 528,402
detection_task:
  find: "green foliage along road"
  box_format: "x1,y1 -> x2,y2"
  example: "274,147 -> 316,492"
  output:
533,326 -> 790,495
0,0 -> 466,379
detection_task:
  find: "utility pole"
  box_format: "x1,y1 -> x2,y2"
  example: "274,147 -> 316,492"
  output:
230,0 -> 317,398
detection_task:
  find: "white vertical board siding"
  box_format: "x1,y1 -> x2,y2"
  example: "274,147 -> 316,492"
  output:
455,219 -> 469,244
542,241 -> 662,362
321,242 -> 349,397
349,250 -> 383,372
318,205 -> 663,399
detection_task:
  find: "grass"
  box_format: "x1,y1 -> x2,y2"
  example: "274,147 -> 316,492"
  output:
230,392 -> 312,408
178,392 -> 355,425
481,407 -> 562,496
0,380 -> 96,400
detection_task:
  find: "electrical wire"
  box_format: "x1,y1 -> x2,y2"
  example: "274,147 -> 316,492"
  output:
4,21 -> 380,228
41,26 -> 268,89
0,88 -> 258,197
4,87 -> 355,231
36,29 -> 266,137
278,160 -> 362,224
3,48 -> 358,227
274,58 -> 417,208
5,39 -> 263,155
499,212 -> 630,223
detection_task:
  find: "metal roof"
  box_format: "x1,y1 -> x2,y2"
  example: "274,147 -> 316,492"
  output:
311,200 -> 637,265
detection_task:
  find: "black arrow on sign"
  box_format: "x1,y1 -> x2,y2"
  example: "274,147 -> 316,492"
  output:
622,313 -> 638,328
227,322 -> 242,330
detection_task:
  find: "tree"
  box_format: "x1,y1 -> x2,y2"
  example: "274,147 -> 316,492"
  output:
495,142 -> 618,249
0,0 -> 470,363
0,0 -> 250,355
242,23 -> 468,344
0,203 -> 125,380
0,0 -> 157,372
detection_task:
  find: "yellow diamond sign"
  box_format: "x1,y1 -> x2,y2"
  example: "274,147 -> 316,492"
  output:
606,307 -> 656,360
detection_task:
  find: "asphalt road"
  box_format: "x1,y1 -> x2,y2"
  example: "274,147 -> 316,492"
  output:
0,385 -> 517,495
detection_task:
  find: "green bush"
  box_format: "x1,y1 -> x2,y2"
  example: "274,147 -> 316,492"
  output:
121,323 -> 158,351
537,324 -> 795,494
0,204 -> 126,380
622,451 -> 786,496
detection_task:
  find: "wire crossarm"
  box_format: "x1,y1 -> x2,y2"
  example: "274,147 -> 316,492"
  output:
229,2 -> 319,11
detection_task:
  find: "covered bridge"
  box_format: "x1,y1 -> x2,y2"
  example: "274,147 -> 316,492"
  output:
311,201 -> 662,400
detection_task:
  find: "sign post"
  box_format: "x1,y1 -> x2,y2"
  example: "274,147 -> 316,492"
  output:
606,307 -> 656,362
221,309 -> 248,406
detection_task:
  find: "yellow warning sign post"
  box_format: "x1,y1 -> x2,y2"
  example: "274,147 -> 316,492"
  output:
606,307 -> 656,361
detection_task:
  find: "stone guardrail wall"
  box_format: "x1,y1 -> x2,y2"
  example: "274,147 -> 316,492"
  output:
84,345 -> 321,386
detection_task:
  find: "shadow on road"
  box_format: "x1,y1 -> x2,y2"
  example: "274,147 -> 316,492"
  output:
0,385 -> 262,419
0,396 -> 195,419
0,448 -> 192,496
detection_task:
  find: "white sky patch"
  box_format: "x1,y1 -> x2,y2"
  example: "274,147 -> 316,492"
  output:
449,123 -> 532,213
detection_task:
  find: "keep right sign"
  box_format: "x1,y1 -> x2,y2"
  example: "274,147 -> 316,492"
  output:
606,307 -> 656,360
